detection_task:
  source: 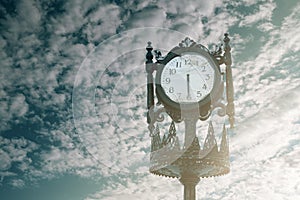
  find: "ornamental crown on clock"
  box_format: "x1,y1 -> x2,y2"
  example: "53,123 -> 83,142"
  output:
161,52 -> 215,103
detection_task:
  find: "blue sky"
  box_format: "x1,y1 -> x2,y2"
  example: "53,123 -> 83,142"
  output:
0,0 -> 300,199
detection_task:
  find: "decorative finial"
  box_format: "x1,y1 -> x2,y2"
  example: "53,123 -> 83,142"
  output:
146,41 -> 153,64
223,33 -> 231,52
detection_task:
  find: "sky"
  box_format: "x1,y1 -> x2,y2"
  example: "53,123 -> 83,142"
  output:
0,0 -> 300,199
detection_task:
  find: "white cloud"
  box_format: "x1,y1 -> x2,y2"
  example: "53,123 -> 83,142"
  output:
124,7 -> 167,29
0,171 -> 17,185
17,0 -> 41,28
257,22 -> 274,32
85,4 -> 122,42
0,137 -> 39,187
85,174 -> 181,200
157,0 -> 222,16
278,4 -> 300,53
232,2 -> 300,122
0,0 -> 41,42
10,94 -> 29,117
201,11 -> 239,44
10,179 -> 25,188
239,1 -> 276,27
0,149 -> 11,170
0,93 -> 28,131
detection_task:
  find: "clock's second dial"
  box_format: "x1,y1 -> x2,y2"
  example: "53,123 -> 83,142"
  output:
161,53 -> 215,103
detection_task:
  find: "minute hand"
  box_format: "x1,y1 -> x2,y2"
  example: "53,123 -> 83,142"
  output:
187,74 -> 191,100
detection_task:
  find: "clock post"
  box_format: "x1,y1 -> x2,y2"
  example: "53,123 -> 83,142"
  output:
145,34 -> 234,200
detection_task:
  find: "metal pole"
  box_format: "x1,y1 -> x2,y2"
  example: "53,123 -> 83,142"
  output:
183,118 -> 197,149
180,175 -> 200,200
223,33 -> 235,128
181,110 -> 200,200
146,42 -> 154,124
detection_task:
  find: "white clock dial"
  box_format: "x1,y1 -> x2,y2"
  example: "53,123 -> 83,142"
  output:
161,53 -> 215,103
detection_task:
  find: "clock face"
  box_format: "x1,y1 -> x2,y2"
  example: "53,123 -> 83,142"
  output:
160,52 -> 215,103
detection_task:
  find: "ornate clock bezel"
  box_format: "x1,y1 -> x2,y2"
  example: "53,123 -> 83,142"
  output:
155,45 -> 223,121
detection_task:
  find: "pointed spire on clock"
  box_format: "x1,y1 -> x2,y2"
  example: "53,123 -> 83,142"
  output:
183,136 -> 200,157
164,121 -> 178,148
151,124 -> 162,152
203,121 -> 217,150
161,131 -> 168,147
169,121 -> 176,137
220,124 -> 229,154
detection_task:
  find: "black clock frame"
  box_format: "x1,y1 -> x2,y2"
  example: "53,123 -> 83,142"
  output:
155,45 -> 223,121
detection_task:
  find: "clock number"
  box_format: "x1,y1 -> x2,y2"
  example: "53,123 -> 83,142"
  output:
185,59 -> 191,65
169,87 -> 174,93
169,69 -> 176,75
185,59 -> 199,66
176,62 -> 181,68
205,74 -> 211,80
202,84 -> 207,90
197,91 -> 202,97
201,66 -> 206,72
177,92 -> 182,99
165,78 -> 170,84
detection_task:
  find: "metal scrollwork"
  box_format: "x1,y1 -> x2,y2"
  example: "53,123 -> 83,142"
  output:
196,43 -> 210,53
211,44 -> 225,65
152,107 -> 166,122
199,109 -> 211,121
179,37 -> 197,48
211,101 -> 227,117
178,37 -> 211,54
148,107 -> 166,133
154,50 -> 164,61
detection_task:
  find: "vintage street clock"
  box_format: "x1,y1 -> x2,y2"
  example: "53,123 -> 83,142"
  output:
145,34 -> 234,200
155,40 -> 223,122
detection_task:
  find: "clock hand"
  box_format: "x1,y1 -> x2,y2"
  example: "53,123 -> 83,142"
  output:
187,74 -> 191,100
